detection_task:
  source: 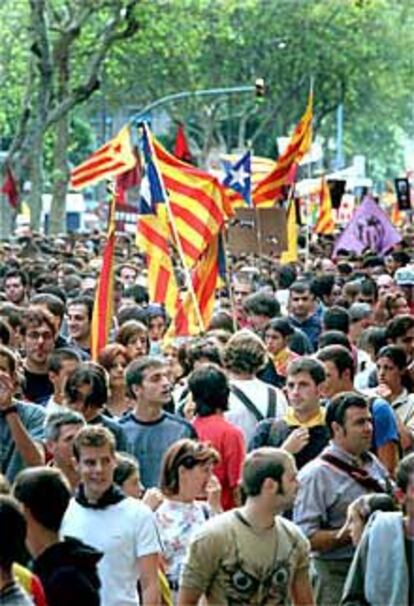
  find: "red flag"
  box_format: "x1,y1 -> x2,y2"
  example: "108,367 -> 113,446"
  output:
115,149 -> 141,206
1,166 -> 19,209
91,196 -> 116,360
173,123 -> 192,163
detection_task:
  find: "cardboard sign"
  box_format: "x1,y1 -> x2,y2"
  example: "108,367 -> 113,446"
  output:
258,208 -> 287,254
227,208 -> 287,255
227,209 -> 259,254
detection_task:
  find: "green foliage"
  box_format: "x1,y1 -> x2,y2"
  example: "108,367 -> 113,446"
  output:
1,0 -> 414,184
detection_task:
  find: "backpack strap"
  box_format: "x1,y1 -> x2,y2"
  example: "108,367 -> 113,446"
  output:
230,385 -> 264,422
267,387 -> 277,418
321,453 -> 387,493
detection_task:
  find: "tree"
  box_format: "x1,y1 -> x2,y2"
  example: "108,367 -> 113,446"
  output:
4,0 -> 141,233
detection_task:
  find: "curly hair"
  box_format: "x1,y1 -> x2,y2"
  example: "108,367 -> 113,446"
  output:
223,329 -> 267,375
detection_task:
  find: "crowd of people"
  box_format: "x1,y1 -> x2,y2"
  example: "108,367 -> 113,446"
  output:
0,229 -> 414,605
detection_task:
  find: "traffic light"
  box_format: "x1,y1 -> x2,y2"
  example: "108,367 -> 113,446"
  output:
255,78 -> 265,101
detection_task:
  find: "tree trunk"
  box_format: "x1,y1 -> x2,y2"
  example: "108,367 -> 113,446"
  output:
28,127 -> 44,231
0,196 -> 14,239
49,115 -> 69,235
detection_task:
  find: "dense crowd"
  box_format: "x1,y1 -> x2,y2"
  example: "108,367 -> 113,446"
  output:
0,229 -> 413,606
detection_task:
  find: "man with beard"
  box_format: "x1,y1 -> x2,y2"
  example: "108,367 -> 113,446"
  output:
178,448 -> 313,606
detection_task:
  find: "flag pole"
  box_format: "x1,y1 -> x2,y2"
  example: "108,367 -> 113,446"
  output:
142,124 -> 205,334
304,76 -> 314,267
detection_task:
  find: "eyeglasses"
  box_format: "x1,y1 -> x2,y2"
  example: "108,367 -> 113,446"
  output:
26,331 -> 54,342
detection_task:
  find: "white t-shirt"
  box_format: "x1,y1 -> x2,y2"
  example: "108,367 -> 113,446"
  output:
61,496 -> 160,606
225,378 -> 288,443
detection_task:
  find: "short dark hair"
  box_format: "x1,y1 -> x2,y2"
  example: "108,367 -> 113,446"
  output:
359,278 -> 378,302
386,314 -> 414,341
243,292 -> 280,319
396,453 -> 414,493
289,280 -> 312,295
317,345 -> 355,380
325,391 -> 368,436
323,306 -> 350,334
186,339 -> 222,372
311,275 -> 335,300
4,268 -> 28,288
65,362 -> 108,409
114,452 -> 140,487
188,364 -> 230,416
14,467 -> 71,532
123,284 -> 149,306
0,495 -> 27,568
376,345 -> 407,370
30,292 -> 65,320
242,448 -> 292,497
125,356 -> 165,398
67,295 -> 94,322
47,347 -> 81,373
287,357 -> 326,385
359,326 -> 388,357
318,331 -> 352,352
264,318 -> 294,339
0,320 -> 10,345
20,307 -> 56,337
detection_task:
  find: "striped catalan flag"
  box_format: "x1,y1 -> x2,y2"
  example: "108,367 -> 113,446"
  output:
91,193 -> 116,360
137,125 -> 179,317
152,136 -> 231,269
168,234 -> 221,337
70,125 -> 137,190
315,178 -> 335,235
253,91 -> 313,207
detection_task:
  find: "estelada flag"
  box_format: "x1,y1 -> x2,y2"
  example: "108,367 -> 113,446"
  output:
1,165 -> 19,209
253,91 -> 313,207
174,123 -> 192,163
70,125 -> 137,190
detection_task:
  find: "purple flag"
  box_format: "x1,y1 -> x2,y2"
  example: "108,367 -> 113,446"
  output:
334,196 -> 401,256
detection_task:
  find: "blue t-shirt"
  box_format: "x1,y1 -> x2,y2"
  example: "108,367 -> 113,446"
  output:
119,412 -> 197,488
371,397 -> 399,450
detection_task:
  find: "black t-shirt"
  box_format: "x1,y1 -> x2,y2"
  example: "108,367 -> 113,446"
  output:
23,367 -> 53,405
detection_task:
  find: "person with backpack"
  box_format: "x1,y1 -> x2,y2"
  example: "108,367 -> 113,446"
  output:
222,330 -> 288,443
249,358 -> 330,470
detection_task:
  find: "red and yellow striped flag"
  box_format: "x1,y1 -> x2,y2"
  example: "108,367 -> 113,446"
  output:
70,126 -> 137,190
253,91 -> 313,207
167,235 -> 221,338
153,138 -> 231,269
137,214 -> 179,318
91,195 -> 116,360
315,178 -> 335,235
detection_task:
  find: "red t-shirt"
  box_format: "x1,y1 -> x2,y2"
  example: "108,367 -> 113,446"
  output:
193,414 -> 245,511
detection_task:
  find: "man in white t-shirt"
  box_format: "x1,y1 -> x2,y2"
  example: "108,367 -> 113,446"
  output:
223,330 -> 288,443
61,425 -> 160,606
